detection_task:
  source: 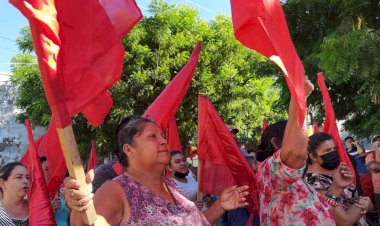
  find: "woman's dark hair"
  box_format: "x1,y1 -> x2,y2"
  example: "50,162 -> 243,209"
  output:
304,132 -> 334,175
0,162 -> 26,194
307,132 -> 334,156
115,115 -> 156,167
39,156 -> 47,163
169,150 -> 183,166
256,120 -> 287,162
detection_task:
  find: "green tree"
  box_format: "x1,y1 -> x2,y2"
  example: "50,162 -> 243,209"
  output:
283,0 -> 380,138
11,0 -> 284,159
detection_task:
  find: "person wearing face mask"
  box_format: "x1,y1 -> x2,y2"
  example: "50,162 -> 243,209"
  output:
305,132 -> 373,226
168,150 -> 198,203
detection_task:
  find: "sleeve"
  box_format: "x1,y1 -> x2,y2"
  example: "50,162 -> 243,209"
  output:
267,150 -> 306,190
0,205 -> 15,226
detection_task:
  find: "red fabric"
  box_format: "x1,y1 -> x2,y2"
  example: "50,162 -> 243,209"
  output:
112,161 -> 124,176
25,120 -> 56,225
317,72 -> 356,185
20,119 -> 67,198
10,0 -> 142,128
199,160 -> 235,195
87,141 -> 97,172
166,118 -> 182,151
359,173 -> 375,209
143,42 -> 202,131
262,118 -> 268,133
313,122 -> 319,134
198,94 -> 259,214
19,135 -> 45,165
230,0 -> 306,126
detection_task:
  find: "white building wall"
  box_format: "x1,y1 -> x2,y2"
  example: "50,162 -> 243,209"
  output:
0,73 -> 45,165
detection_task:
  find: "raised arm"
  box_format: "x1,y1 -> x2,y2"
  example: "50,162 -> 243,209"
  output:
281,78 -> 314,169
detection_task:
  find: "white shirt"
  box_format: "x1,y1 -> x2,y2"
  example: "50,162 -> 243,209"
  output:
172,171 -> 198,202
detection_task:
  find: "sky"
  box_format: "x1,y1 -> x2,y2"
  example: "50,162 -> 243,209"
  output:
0,0 -> 231,74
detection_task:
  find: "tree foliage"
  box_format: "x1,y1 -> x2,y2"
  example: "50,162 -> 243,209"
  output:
284,0 -> 380,138
11,0 -> 284,159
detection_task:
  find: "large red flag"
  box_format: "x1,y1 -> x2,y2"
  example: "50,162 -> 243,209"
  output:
230,0 -> 306,126
10,0 -> 143,128
87,141 -> 97,172
143,42 -> 202,130
12,0 -> 142,200
25,120 -> 56,225
198,94 -> 258,214
317,72 -> 356,185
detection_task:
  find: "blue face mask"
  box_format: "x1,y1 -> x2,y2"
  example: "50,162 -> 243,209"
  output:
320,150 -> 340,170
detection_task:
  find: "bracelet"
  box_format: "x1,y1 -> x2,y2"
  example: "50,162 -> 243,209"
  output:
325,191 -> 341,202
324,196 -> 339,207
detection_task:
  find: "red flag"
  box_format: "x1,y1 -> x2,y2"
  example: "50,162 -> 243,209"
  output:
10,0 -> 143,128
230,0 -> 306,126
20,119 -> 68,198
166,118 -> 182,151
25,120 -> 56,225
12,0 -> 142,199
143,42 -> 202,130
313,122 -> 319,134
87,141 -> 97,172
198,94 -> 259,214
317,72 -> 356,185
262,118 -> 268,133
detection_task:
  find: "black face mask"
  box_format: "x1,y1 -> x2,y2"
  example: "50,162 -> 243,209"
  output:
174,170 -> 189,179
320,150 -> 340,170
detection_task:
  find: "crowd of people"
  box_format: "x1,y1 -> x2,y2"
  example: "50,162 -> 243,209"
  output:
0,81 -> 380,226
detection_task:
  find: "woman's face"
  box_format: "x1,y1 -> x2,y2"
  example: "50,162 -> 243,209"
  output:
311,139 -> 336,165
316,139 -> 336,155
169,153 -> 189,174
41,160 -> 49,183
0,165 -> 30,199
125,122 -> 169,167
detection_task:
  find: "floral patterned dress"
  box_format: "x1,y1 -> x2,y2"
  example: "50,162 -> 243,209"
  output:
257,150 -> 335,226
305,172 -> 367,226
113,174 -> 210,226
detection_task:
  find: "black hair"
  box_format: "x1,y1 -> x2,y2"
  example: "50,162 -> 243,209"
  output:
306,132 -> 334,167
0,162 -> 27,194
39,156 -> 47,163
307,132 -> 334,156
169,150 -> 183,166
344,136 -> 354,142
115,115 -> 156,167
256,120 -> 287,162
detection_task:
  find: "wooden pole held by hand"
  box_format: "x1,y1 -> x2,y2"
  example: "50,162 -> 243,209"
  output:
57,125 -> 97,225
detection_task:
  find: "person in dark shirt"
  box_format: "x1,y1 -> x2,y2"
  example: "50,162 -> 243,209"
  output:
91,160 -> 119,193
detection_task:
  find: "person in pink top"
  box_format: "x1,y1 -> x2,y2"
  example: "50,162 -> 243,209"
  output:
256,79 -> 352,225
365,135 -> 380,224
63,115 -> 250,226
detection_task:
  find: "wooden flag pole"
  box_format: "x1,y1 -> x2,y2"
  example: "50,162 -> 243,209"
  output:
196,159 -> 203,203
57,124 -> 97,225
